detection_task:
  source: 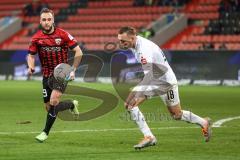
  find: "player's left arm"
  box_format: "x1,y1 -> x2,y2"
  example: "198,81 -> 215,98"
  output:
64,30 -> 83,80
69,45 -> 83,80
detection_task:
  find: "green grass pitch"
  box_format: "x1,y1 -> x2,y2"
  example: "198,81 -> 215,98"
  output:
0,81 -> 240,160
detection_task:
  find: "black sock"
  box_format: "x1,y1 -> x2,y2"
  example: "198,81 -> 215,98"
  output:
55,100 -> 74,112
43,101 -> 74,135
43,105 -> 56,135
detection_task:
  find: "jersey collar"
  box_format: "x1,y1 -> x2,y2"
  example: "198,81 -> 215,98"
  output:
134,36 -> 141,51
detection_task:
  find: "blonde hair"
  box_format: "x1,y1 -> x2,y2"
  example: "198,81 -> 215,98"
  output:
118,26 -> 137,35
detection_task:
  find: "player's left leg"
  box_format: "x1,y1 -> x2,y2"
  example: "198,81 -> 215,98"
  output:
168,104 -> 212,142
161,85 -> 212,142
48,75 -> 79,115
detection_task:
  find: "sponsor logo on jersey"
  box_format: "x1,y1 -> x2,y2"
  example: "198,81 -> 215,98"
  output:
141,56 -> 147,64
41,46 -> 61,52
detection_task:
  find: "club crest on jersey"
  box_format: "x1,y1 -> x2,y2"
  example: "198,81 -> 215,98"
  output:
55,38 -> 62,45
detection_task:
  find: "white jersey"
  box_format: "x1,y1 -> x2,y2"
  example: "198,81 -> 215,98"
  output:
130,36 -> 177,89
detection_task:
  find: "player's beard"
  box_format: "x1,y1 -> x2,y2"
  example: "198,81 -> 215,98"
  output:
120,45 -> 129,50
119,43 -> 131,50
41,25 -> 53,34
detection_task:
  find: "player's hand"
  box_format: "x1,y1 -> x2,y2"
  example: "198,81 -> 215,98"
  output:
124,102 -> 128,109
69,71 -> 75,80
28,68 -> 35,75
125,98 -> 138,110
124,102 -> 134,110
65,71 -> 75,82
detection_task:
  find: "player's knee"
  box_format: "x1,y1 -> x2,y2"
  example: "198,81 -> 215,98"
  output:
171,111 -> 183,120
50,98 -> 59,106
45,104 -> 50,111
125,99 -> 137,110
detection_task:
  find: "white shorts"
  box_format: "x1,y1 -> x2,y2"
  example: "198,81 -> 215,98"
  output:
159,85 -> 180,107
133,84 -> 180,107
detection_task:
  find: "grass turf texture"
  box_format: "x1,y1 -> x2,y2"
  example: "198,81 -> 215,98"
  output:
0,81 -> 240,160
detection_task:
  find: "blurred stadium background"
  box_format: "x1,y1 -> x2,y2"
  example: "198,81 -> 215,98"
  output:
0,0 -> 240,84
0,0 -> 240,160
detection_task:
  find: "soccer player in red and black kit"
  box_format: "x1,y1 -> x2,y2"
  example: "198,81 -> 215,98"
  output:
27,8 -> 83,142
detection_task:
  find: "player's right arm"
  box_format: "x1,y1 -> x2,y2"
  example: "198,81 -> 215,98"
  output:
27,54 -> 35,75
27,37 -> 37,75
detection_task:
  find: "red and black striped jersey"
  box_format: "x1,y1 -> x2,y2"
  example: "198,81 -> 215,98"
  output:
28,27 -> 78,77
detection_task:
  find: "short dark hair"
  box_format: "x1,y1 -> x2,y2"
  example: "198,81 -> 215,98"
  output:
40,8 -> 54,17
118,26 -> 137,35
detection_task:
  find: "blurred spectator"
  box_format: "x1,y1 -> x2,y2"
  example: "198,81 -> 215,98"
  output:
133,0 -> 189,7
133,0 -> 145,6
199,43 -> 214,50
219,43 -> 228,50
138,26 -> 155,39
23,0 -> 48,16
145,0 -> 154,6
23,3 -> 33,16
77,0 -> 88,8
219,0 -> 231,13
41,0 -> 49,9
206,42 -> 214,50
219,0 -> 240,13
27,24 -> 40,36
170,7 -> 180,19
156,0 -> 188,6
79,41 -> 87,51
158,0 -> 168,6
170,0 -> 180,8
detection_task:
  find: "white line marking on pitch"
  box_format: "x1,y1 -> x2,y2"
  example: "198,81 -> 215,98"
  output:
212,116 -> 240,128
1,116 -> 239,135
0,126 -> 198,135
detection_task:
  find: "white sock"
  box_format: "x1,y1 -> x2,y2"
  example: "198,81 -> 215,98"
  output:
181,110 -> 206,127
129,107 -> 154,137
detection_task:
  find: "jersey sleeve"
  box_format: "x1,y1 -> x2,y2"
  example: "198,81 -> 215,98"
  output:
63,31 -> 78,49
28,38 -> 37,55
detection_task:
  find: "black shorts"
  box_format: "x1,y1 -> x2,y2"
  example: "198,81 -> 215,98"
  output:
42,75 -> 68,103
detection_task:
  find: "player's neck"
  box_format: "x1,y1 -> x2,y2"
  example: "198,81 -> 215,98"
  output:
43,26 -> 55,35
132,39 -> 137,49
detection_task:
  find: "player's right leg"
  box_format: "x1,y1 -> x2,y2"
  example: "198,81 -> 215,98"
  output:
125,91 -> 157,149
36,91 -> 58,143
36,77 -> 79,142
36,77 -> 52,142
40,89 -> 78,138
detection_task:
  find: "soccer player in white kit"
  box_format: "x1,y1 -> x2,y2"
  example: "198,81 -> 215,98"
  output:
117,26 -> 212,149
